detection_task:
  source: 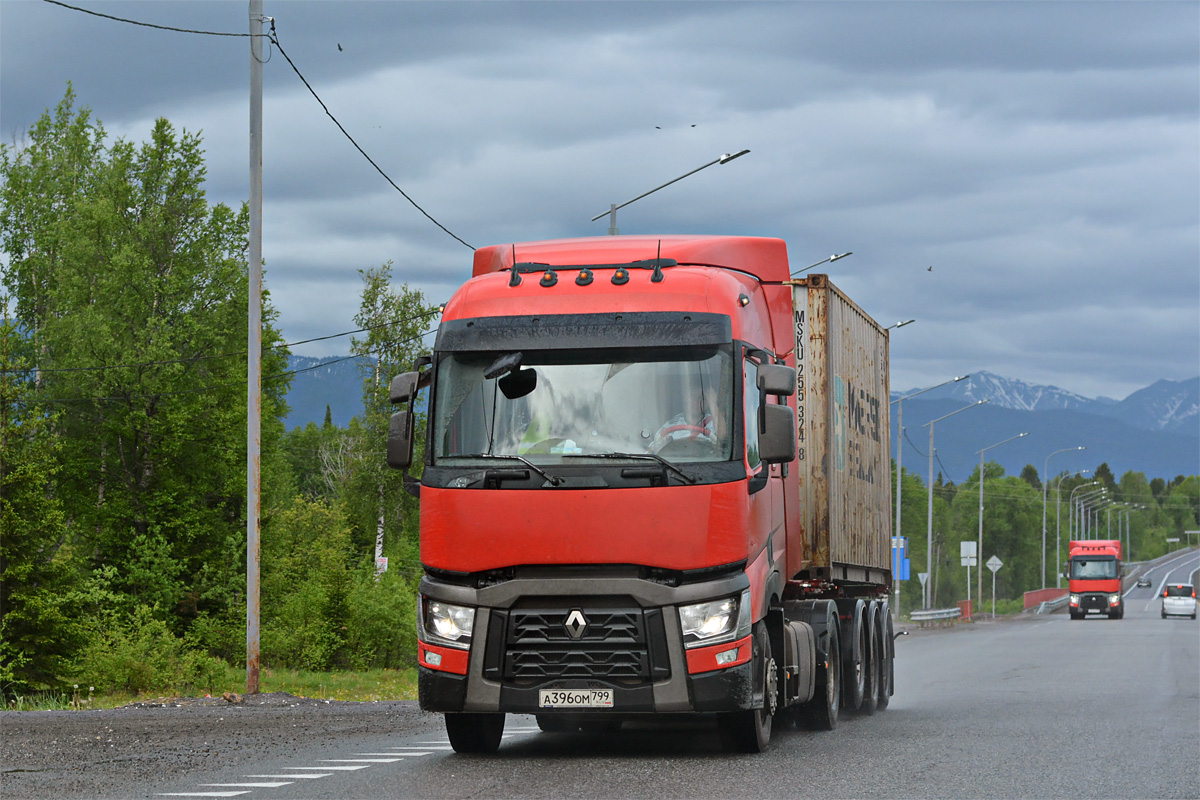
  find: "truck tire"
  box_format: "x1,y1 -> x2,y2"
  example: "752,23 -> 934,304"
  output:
841,607 -> 866,711
445,712 -> 505,753
799,609 -> 841,731
877,610 -> 894,711
860,603 -> 882,715
717,622 -> 775,753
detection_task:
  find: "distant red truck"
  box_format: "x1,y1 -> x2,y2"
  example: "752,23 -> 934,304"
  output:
1065,540 -> 1124,619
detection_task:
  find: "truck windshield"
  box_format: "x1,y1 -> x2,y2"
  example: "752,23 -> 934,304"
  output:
432,346 -> 734,465
1069,558 -> 1118,580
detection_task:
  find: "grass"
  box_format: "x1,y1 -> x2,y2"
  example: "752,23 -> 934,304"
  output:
4,666 -> 419,711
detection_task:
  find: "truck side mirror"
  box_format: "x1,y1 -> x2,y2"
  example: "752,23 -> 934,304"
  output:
758,403 -> 796,464
387,411 -> 415,469
390,372 -> 420,404
757,364 -> 796,396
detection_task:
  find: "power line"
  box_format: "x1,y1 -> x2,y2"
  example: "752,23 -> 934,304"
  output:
40,1 -> 475,250
266,19 -> 474,251
32,328 -> 438,405
7,306 -> 444,375
41,0 -> 259,37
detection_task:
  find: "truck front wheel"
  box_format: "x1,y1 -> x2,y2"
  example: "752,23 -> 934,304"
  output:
445,712 -> 505,753
717,623 -> 775,753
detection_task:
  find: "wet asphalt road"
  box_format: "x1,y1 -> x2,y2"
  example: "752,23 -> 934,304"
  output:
3,551 -> 1197,800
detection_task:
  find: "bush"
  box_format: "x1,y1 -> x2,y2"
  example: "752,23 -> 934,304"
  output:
344,563 -> 418,670
74,605 -> 225,696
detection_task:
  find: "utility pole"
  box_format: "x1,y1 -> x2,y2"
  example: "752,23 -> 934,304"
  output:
246,0 -> 264,695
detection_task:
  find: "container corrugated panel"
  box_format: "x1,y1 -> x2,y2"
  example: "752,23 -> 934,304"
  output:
792,275 -> 892,581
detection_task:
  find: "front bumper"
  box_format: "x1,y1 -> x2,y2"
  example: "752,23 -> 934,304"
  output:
416,568 -> 758,715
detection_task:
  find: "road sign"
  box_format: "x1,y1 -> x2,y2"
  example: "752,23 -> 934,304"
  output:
960,540 -> 977,567
918,572 -> 929,587
986,555 -> 1003,573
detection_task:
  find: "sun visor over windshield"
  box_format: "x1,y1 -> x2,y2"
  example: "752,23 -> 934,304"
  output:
436,312 -> 733,352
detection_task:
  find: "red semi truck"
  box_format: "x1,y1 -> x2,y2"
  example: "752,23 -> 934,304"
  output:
1065,540 -> 1124,619
387,235 -> 895,752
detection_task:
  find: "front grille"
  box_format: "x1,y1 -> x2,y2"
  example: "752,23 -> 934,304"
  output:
483,603 -> 669,686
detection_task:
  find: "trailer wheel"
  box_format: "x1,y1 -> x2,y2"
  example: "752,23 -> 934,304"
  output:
860,605 -> 881,715
445,712 -> 505,753
717,622 -> 775,752
799,612 -> 840,731
877,610 -> 894,711
842,612 -> 866,711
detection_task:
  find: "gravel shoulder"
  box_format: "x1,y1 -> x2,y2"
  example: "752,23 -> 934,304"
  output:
0,692 -> 442,800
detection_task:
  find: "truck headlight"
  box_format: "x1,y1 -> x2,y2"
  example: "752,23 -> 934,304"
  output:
679,589 -> 751,649
420,597 -> 474,649
1069,594 -> 1079,605
1108,594 -> 1121,606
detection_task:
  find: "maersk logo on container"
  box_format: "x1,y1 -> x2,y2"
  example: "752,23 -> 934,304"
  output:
834,374 -> 882,484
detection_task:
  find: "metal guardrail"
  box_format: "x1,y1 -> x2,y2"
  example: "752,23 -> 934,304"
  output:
1036,594 -> 1070,614
909,607 -> 961,626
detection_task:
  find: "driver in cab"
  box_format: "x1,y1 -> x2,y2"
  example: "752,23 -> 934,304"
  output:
649,383 -> 723,455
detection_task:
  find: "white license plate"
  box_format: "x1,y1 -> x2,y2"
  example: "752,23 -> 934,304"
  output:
538,689 -> 614,708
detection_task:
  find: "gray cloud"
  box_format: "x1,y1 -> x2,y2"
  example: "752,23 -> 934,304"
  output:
2,0 -> 1196,402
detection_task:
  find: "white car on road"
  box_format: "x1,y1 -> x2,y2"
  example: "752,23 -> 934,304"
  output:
1161,584 -> 1197,619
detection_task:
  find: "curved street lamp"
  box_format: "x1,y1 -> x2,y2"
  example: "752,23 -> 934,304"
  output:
1042,446 -> 1086,587
591,149 -> 750,235
922,398 -> 989,607
975,432 -> 1028,605
1055,469 -> 1091,587
891,375 -> 970,608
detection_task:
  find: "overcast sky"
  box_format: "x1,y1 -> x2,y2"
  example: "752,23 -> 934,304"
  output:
3,0 -> 1197,400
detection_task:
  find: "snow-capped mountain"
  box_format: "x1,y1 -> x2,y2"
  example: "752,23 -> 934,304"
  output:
893,371 -> 1199,433
897,371 -> 1095,412
1102,377 -> 1199,432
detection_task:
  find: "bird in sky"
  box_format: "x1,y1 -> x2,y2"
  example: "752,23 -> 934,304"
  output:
337,43 -> 343,52
927,266 -> 933,271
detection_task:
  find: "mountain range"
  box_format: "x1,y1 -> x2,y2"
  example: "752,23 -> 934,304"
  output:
283,357 -> 1198,481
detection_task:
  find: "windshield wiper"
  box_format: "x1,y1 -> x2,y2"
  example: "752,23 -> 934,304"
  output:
562,452 -> 696,484
454,453 -> 563,486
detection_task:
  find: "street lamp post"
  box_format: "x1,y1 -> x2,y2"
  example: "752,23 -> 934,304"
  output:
1067,483 -> 1102,564
1078,493 -> 1109,539
1055,470 -> 1090,587
1042,447 -> 1086,588
791,252 -> 852,277
591,149 -> 750,235
923,399 -> 989,608
976,432 -> 1028,605
890,374 -> 968,614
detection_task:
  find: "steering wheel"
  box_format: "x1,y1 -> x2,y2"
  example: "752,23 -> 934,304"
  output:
650,424 -> 713,453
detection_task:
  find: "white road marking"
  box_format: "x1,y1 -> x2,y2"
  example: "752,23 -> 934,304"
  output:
284,765 -> 370,771
199,783 -> 292,789
355,752 -> 418,756
156,793 -> 250,798
381,749 -> 436,755
322,758 -> 403,763
245,774 -> 331,779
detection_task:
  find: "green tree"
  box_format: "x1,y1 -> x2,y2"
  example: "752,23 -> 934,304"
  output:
1094,461 -> 1116,493
342,263 -> 438,569
1019,464 -> 1041,491
0,307 -> 81,694
1,88 -> 290,648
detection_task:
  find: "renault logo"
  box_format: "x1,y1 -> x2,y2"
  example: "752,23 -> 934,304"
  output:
564,609 -> 588,639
